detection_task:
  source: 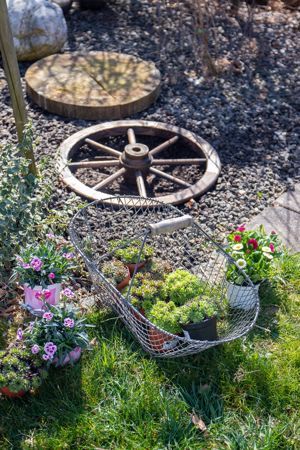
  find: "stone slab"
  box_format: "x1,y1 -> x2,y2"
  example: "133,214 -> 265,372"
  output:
248,205 -> 300,252
275,184 -> 300,214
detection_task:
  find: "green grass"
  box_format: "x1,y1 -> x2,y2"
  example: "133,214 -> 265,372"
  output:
0,254 -> 299,450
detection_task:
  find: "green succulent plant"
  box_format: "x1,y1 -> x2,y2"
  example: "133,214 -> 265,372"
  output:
127,272 -> 166,313
163,269 -> 205,305
102,259 -> 129,285
0,344 -> 48,393
148,301 -> 181,335
109,239 -> 154,264
178,298 -> 217,325
141,258 -> 173,280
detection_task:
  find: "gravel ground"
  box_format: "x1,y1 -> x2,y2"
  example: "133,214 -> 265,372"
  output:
0,0 -> 299,236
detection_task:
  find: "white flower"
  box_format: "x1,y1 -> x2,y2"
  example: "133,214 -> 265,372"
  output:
262,246 -> 272,253
233,244 -> 243,251
263,252 -> 273,260
236,259 -> 247,269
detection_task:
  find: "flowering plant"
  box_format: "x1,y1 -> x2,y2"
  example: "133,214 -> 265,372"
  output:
22,301 -> 93,366
13,237 -> 76,288
225,224 -> 283,285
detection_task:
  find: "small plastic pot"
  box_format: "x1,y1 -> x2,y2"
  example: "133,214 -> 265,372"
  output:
182,316 -> 217,341
52,347 -> 82,367
148,328 -> 178,352
0,387 -> 26,398
126,261 -> 146,275
116,269 -> 131,291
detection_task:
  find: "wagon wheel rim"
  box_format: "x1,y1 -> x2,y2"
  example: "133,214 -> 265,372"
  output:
58,120 -> 221,206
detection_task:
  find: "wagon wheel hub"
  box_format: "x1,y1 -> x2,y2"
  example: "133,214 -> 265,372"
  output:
58,120 -> 221,206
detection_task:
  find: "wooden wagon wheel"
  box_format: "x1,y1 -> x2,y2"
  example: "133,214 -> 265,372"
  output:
58,120 -> 221,206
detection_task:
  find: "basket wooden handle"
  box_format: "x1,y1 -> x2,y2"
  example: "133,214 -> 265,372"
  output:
149,215 -> 193,236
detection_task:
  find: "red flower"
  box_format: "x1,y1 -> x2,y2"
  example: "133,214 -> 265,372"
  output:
269,243 -> 275,253
271,230 -> 276,235
236,224 -> 246,232
248,238 -> 258,250
234,235 -> 242,242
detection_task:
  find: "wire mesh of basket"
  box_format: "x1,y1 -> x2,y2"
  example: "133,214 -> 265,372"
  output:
69,196 -> 259,358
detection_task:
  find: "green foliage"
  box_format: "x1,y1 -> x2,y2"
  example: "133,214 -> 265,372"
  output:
24,303 -> 94,366
0,124 -> 51,280
13,237 -> 76,288
102,259 -> 128,285
109,239 -> 154,264
178,298 -> 217,325
163,269 -> 205,305
225,224 -> 284,285
0,344 -> 47,393
148,301 -> 181,334
129,272 -> 166,313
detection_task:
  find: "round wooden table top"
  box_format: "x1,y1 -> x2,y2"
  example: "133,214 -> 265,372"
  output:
25,52 -> 161,120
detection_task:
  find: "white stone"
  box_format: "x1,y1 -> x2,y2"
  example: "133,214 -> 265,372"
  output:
7,0 -> 67,61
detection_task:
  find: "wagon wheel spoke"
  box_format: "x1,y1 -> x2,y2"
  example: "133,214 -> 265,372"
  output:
152,158 -> 206,166
68,160 -> 120,169
127,128 -> 136,145
93,168 -> 126,190
149,136 -> 179,157
150,167 -> 191,188
135,170 -> 147,197
85,138 -> 121,158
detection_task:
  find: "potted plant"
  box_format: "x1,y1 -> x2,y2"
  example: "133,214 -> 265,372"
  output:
102,259 -> 130,291
162,269 -> 205,305
13,236 -> 76,311
0,343 -> 48,398
147,301 -> 181,351
23,297 -> 93,367
128,272 -> 166,314
225,224 -> 283,309
178,298 -> 218,341
109,239 -> 154,275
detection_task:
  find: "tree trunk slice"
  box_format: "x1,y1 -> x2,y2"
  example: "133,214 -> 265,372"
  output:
58,120 -> 221,206
25,52 -> 161,120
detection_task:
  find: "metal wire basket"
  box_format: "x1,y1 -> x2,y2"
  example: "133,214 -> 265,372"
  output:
69,196 -> 259,358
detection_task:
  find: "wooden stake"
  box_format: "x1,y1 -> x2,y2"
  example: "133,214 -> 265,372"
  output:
0,0 -> 37,174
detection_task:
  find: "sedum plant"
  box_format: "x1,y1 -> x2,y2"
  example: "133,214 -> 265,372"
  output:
109,239 -> 154,264
178,298 -> 217,325
0,344 -> 48,393
102,259 -> 129,285
127,272 -> 166,313
162,269 -> 205,305
148,301 -> 181,335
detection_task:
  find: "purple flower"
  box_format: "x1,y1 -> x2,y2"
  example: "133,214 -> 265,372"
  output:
46,233 -> 55,239
30,257 -> 43,271
22,263 -> 31,269
62,288 -> 75,298
42,354 -> 50,361
44,342 -> 57,355
35,290 -> 43,300
44,290 -> 51,300
42,312 -> 53,321
31,344 -> 40,354
16,328 -> 23,340
29,321 -> 35,331
63,252 -> 75,260
48,272 -> 56,280
64,318 -> 75,329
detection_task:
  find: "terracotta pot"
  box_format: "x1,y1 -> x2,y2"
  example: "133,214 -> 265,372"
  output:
0,387 -> 26,398
182,316 -> 217,341
116,269 -> 131,291
227,282 -> 260,310
126,261 -> 146,275
132,307 -> 146,324
23,283 -> 61,311
53,347 -> 82,367
148,328 -> 178,352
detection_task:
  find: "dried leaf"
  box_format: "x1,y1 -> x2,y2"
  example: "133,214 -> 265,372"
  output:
191,413 -> 208,435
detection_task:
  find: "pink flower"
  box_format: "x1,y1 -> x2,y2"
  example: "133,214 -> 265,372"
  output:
22,263 -> 31,269
248,238 -> 258,250
236,224 -> 246,232
62,288 -> 75,298
30,257 -> 43,271
43,312 -> 53,321
64,318 -> 75,329
35,290 -> 43,300
234,235 -> 242,242
42,354 -> 50,361
269,243 -> 275,253
31,344 -> 40,354
48,272 -> 56,280
63,252 -> 75,260
16,328 -> 23,340
44,290 -> 51,300
44,342 -> 57,355
46,233 -> 55,239
271,230 -> 276,235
